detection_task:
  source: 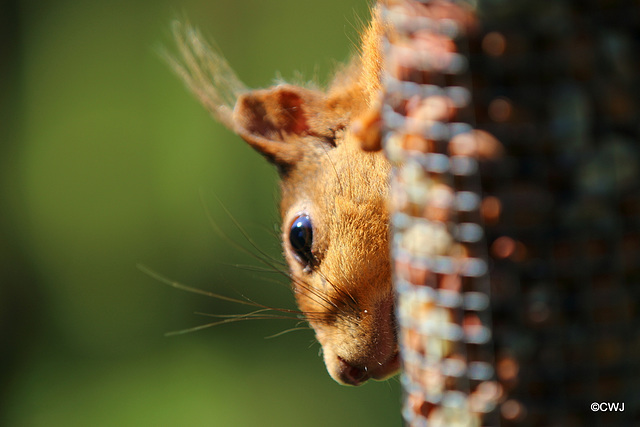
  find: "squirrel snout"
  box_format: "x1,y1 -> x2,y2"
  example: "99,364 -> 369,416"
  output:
323,296 -> 399,386
336,357 -> 371,386
334,350 -> 400,386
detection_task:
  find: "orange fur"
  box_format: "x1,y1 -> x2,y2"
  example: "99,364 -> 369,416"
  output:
168,5 -> 397,385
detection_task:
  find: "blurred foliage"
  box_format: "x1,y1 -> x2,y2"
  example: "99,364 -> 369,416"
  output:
0,0 -> 401,425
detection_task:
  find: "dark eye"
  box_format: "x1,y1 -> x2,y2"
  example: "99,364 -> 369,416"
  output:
289,214 -> 314,267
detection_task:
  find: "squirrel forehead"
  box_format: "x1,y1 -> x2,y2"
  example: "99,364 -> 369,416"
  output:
282,136 -> 390,205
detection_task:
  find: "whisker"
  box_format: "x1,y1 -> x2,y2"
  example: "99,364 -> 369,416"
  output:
197,192 -> 344,316
264,326 -> 311,339
284,274 -> 340,314
234,254 -> 338,315
201,211 -> 313,301
255,223 -> 282,241
290,275 -> 340,312
140,264 -> 333,325
316,269 -> 358,313
165,315 -> 300,337
230,264 -> 287,273
138,264 -> 300,315
243,273 -> 290,288
195,311 -> 300,322
206,191 -> 287,268
241,255 -> 339,313
195,308 -> 272,318
199,190 -> 286,269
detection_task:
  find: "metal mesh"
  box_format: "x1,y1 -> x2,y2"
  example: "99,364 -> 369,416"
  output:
381,0 -> 640,425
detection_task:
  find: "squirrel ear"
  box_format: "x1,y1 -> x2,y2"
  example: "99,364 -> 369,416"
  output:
232,84 -> 326,170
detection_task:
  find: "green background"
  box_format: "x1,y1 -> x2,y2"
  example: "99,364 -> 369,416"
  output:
0,0 -> 401,425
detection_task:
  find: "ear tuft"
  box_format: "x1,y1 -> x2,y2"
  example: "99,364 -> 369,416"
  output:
164,21 -> 247,129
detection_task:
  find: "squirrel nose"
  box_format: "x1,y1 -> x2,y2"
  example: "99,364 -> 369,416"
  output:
337,357 -> 370,386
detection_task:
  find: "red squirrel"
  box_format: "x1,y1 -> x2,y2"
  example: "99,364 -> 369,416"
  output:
166,5 -> 397,386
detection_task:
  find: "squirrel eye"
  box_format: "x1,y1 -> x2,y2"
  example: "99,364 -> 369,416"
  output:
289,214 -> 314,267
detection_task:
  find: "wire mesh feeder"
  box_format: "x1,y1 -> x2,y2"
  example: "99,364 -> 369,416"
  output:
377,0 -> 640,426
379,1 -> 499,425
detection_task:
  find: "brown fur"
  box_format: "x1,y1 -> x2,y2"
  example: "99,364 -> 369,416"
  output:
167,5 -> 397,385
